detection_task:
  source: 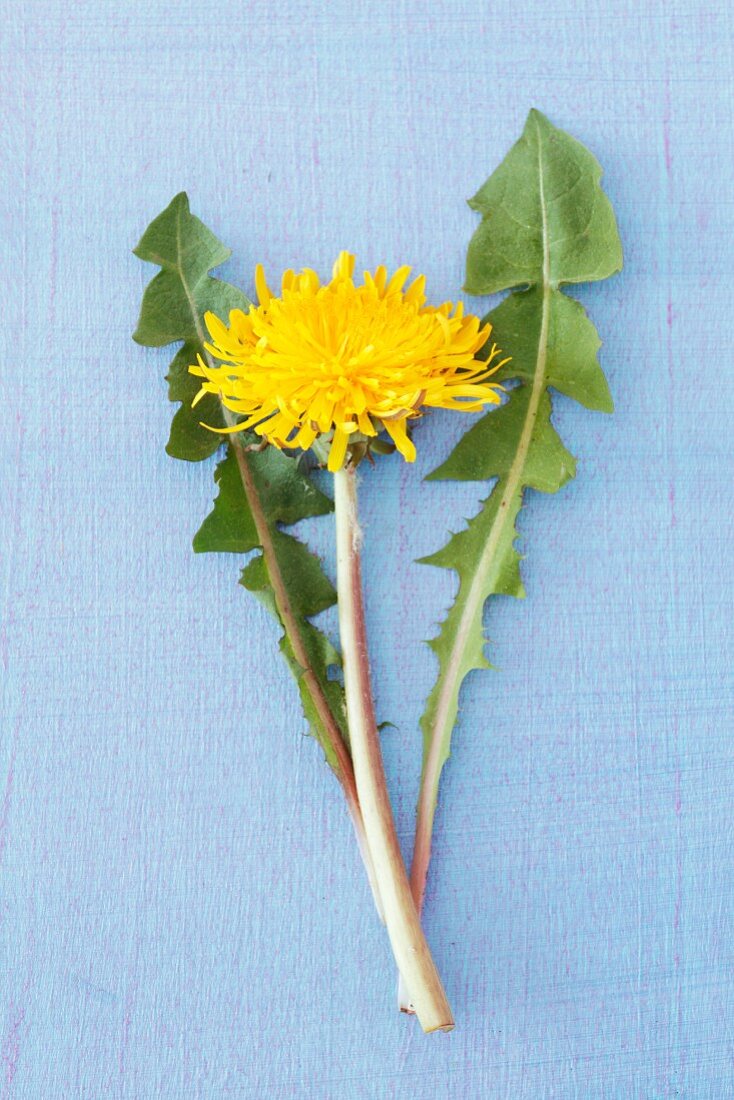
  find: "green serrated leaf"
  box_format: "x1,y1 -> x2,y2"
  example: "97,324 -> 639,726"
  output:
411,110 -> 622,905
192,449 -> 260,552
280,629 -> 348,771
240,530 -> 336,621
133,194 -> 352,780
240,527 -> 347,771
488,289 -> 614,413
466,109 -> 622,294
165,344 -> 224,460
418,485 -> 524,777
133,192 -> 250,462
133,193 -> 250,348
193,447 -> 332,555
428,387 -> 576,490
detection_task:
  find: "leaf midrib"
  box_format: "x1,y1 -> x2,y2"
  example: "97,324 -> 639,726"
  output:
175,207 -> 211,356
422,114 -> 553,788
172,210 -> 355,783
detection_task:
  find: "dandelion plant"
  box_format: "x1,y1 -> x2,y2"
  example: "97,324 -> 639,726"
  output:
133,110 -> 621,1028
135,211 -> 506,1031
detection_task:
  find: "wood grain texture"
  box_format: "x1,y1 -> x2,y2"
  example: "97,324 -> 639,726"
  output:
1,0 -> 733,1095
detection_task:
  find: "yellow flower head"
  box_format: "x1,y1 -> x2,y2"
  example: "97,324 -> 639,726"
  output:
190,252 -> 508,472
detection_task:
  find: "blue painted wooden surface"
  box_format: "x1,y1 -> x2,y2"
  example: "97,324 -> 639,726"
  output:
1,1 -> 733,1095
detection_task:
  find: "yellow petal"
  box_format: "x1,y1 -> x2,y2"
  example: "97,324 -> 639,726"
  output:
332,252 -> 355,280
198,419 -> 248,434
327,427 -> 350,472
385,265 -> 412,296
188,352 -> 208,378
204,311 -> 229,344
294,422 -> 318,450
405,274 -> 426,305
382,417 -> 416,462
255,264 -> 272,307
357,410 -> 377,436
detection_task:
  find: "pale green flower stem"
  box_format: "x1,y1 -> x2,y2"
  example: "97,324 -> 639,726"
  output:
333,463 -> 454,1034
224,423 -> 385,924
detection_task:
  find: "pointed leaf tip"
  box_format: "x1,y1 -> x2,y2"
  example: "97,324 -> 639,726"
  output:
133,192 -> 190,260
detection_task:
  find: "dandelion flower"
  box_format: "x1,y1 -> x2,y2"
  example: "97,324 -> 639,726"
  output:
190,252 -> 507,472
